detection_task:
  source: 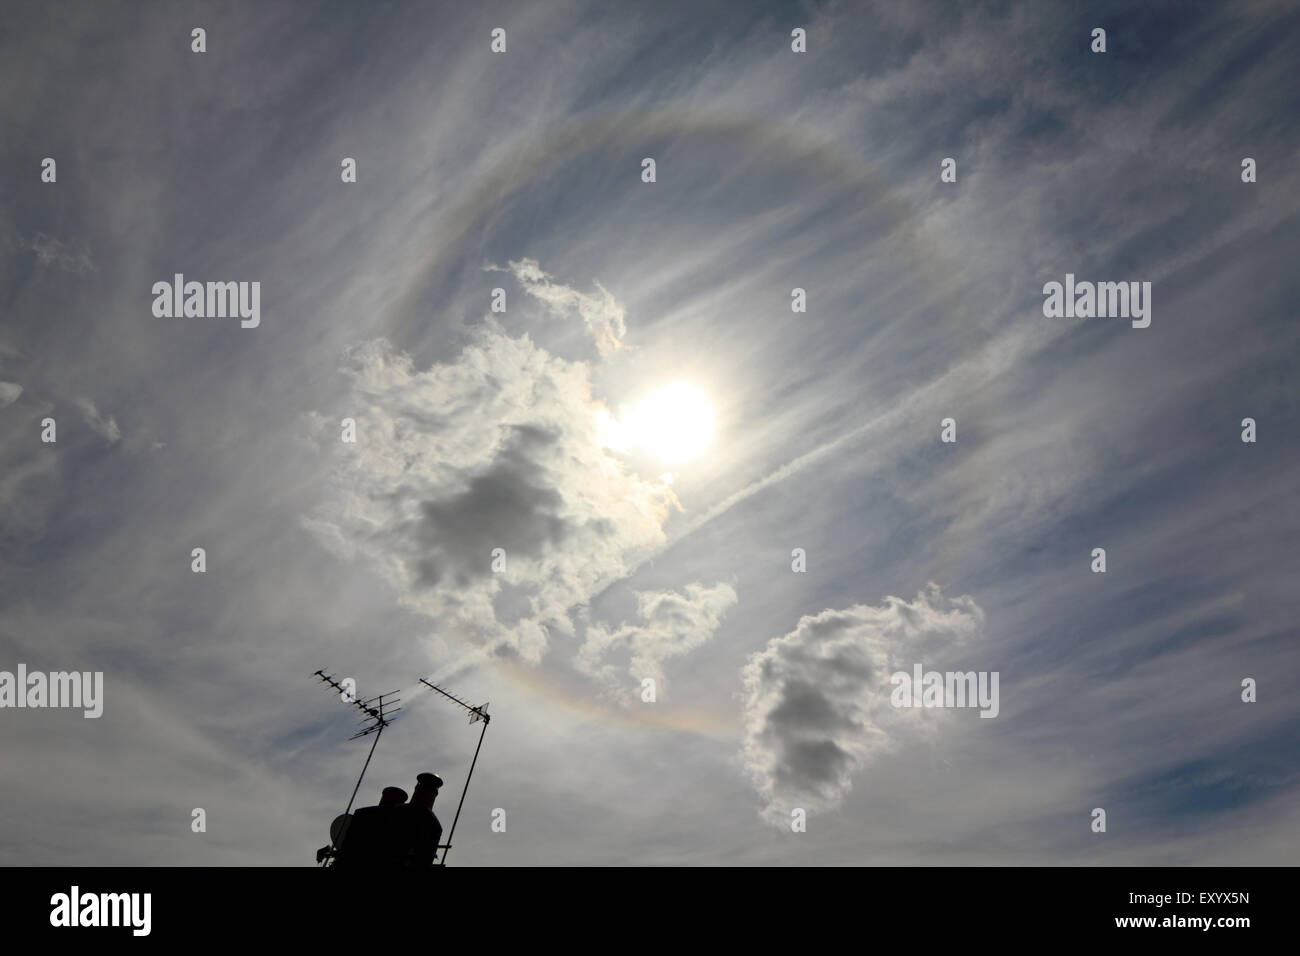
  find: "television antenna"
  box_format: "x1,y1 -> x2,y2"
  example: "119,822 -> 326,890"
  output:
418,678 -> 491,866
312,669 -> 402,816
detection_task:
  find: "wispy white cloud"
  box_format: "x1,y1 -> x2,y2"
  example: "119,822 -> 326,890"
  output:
577,580 -> 738,700
76,398 -> 120,444
14,233 -> 96,275
495,258 -> 627,356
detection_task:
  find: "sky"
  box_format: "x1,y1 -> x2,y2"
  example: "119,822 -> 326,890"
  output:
1,0 -> 1298,866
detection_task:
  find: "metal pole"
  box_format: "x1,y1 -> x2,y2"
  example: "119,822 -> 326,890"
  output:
343,717 -> 384,816
439,715 -> 489,866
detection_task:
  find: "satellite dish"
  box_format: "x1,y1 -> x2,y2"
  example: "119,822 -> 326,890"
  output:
330,813 -> 353,848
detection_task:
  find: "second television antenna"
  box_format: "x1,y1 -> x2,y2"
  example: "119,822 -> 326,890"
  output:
418,678 -> 491,866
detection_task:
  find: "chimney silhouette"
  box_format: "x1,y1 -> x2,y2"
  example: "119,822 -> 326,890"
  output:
411,773 -> 442,809
330,772 -> 445,869
401,772 -> 444,867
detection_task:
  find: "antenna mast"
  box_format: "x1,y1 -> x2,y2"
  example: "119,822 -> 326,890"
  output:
418,678 -> 491,866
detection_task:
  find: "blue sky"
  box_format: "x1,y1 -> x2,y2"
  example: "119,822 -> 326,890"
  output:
1,0 -> 1297,865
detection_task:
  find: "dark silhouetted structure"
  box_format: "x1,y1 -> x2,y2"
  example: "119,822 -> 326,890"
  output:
329,773 -> 445,870
310,668 -> 491,867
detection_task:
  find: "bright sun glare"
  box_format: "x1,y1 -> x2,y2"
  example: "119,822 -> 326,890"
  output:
621,382 -> 716,464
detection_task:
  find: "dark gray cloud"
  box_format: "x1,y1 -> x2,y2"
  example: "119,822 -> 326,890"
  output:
415,425 -> 570,590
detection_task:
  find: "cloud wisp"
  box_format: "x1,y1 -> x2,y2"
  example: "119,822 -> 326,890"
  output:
492,257 -> 628,356
577,580 -> 738,701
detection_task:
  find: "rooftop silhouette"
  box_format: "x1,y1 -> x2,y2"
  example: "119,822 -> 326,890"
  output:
321,773 -> 445,869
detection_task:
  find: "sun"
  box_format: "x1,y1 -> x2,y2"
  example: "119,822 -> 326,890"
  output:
621,382 -> 716,464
